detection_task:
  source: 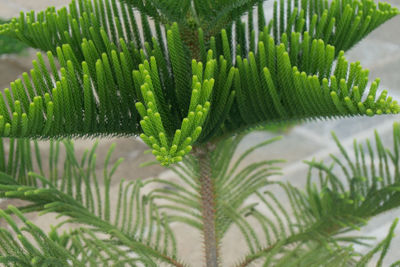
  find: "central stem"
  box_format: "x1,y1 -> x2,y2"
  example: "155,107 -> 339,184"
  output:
195,144 -> 219,267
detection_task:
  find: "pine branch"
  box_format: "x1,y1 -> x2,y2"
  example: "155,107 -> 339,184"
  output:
0,206 -> 86,266
0,0 -> 161,57
0,207 -> 183,266
231,122 -> 400,266
263,0 -> 399,53
0,139 -> 188,266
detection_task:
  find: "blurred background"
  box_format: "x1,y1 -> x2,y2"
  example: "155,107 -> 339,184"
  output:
0,0 -> 399,265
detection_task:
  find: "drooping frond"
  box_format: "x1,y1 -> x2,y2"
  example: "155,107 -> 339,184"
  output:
0,206 -> 86,266
234,223 -> 398,267
0,139 -> 186,266
0,206 -> 176,266
303,122 -> 400,221
1,123 -> 399,266
232,122 -> 400,266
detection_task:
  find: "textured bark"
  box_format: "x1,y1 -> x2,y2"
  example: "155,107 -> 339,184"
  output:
195,144 -> 219,267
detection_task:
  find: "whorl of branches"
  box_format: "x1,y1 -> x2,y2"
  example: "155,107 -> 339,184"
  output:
0,0 -> 398,165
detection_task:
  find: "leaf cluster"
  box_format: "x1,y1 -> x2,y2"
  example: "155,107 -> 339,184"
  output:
0,138 -> 184,266
0,0 -> 398,165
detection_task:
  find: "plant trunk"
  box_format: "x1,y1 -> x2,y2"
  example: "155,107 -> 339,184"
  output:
195,144 -> 219,267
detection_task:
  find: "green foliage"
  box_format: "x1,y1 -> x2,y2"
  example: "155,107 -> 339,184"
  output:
0,0 -> 399,265
0,139 -> 184,266
0,206 -> 85,267
1,123 -> 400,266
0,0 -> 398,165
152,123 -> 400,266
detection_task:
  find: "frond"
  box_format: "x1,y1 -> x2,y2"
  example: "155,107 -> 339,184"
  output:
0,206 -> 85,266
0,206 -> 168,266
232,122 -> 400,266
0,139 -> 186,266
259,0 -> 399,54
0,0 -> 155,55
189,25 -> 400,148
304,122 -> 400,220
0,0 -> 153,138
